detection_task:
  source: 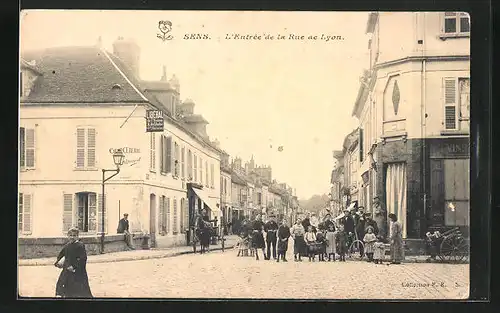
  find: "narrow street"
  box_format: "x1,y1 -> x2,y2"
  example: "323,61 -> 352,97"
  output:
18,240 -> 468,299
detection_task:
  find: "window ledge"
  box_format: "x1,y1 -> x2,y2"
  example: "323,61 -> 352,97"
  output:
439,33 -> 470,40
440,130 -> 469,136
74,167 -> 99,172
20,168 -> 36,172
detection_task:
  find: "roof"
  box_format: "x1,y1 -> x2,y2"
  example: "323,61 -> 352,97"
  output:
20,46 -> 148,104
141,80 -> 173,91
20,59 -> 42,75
183,114 -> 208,124
342,128 -> 360,152
231,172 -> 247,186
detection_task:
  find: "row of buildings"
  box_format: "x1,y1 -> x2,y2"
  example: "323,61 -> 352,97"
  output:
330,12 -> 470,248
18,36 -> 298,255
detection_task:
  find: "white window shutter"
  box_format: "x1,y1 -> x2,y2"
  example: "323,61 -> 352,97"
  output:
87,128 -> 96,167
173,198 -> 178,233
18,193 -> 23,233
181,146 -> 185,179
443,78 -> 458,130
63,193 -> 73,233
88,193 -> 97,232
23,194 -> 32,234
25,128 -> 35,168
76,128 -> 85,168
166,137 -> 172,173
150,133 -> 156,171
20,128 -> 26,168
166,197 -> 171,234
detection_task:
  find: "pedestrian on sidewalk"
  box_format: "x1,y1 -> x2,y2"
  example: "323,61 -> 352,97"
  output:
277,219 -> 291,262
363,226 -> 377,262
290,218 -> 305,262
264,214 -> 279,260
388,213 -> 405,264
54,227 -> 93,298
325,224 -> 336,261
117,213 -> 135,250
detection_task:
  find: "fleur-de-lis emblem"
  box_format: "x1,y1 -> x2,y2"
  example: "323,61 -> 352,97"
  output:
157,20 -> 173,42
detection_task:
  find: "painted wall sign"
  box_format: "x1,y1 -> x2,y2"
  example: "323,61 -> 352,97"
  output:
429,139 -> 470,159
109,147 -> 141,154
146,109 -> 164,132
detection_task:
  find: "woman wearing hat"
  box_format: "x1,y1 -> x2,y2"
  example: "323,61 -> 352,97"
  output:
54,227 -> 92,298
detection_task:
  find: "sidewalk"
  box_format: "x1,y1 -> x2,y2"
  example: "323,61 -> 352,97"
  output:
19,235 -> 239,267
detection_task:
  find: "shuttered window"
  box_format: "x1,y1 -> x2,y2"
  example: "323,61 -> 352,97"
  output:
76,127 -> 97,168
187,150 -> 193,180
166,137 -> 172,174
63,193 -> 74,233
200,157 -> 203,185
165,197 -> 171,233
150,133 -> 156,171
97,193 -> 108,233
18,193 -> 32,234
173,142 -> 179,177
173,197 -> 178,234
444,78 -> 458,130
180,198 -> 186,233
210,164 -> 215,188
159,196 -> 165,235
205,161 -> 209,187
20,127 -> 35,169
194,154 -> 198,182
181,146 -> 185,179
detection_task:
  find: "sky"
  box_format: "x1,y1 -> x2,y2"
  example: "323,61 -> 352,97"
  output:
20,10 -> 368,200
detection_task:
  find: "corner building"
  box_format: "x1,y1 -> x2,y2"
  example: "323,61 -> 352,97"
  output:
352,12 -> 470,245
19,38 -> 221,255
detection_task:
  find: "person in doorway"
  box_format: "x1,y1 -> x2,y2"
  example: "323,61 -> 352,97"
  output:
251,214 -> 266,260
277,219 -> 291,262
290,219 -> 306,262
373,196 -> 387,239
117,213 -> 134,250
388,213 -> 405,264
54,227 -> 93,298
264,214 -> 279,260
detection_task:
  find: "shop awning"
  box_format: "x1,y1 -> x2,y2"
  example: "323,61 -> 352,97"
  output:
192,188 -> 220,214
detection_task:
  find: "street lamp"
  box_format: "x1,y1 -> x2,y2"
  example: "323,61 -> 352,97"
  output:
100,148 -> 125,254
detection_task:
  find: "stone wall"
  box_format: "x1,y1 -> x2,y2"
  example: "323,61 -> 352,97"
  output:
18,234 -> 148,259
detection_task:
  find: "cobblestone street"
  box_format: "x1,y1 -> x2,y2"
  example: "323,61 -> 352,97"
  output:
19,241 -> 469,299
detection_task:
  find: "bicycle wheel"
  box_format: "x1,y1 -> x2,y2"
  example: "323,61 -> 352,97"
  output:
348,240 -> 365,260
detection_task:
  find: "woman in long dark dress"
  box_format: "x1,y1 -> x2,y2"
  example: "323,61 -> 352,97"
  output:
54,227 -> 92,298
251,214 -> 266,260
197,210 -> 211,253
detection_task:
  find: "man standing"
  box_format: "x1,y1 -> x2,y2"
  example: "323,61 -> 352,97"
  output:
264,214 -> 279,260
341,209 -> 355,248
373,196 -> 387,239
277,219 -> 291,262
355,206 -> 367,256
301,213 -> 311,233
251,214 -> 266,260
117,213 -> 134,250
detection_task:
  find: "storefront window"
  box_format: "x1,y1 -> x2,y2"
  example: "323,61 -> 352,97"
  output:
444,159 -> 469,226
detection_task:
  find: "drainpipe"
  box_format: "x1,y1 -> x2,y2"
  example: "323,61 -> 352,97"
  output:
420,13 -> 428,236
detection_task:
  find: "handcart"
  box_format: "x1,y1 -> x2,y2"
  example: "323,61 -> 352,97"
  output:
425,227 -> 468,263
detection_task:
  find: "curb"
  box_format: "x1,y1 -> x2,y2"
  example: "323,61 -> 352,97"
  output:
19,244 -> 236,267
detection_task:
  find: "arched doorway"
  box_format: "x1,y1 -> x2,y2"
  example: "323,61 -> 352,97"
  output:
150,194 -> 157,248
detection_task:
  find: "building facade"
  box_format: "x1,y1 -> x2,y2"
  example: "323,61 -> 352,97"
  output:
19,39 -> 221,252
351,12 -> 470,239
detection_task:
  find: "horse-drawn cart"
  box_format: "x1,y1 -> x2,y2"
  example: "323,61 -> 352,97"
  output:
426,227 -> 469,263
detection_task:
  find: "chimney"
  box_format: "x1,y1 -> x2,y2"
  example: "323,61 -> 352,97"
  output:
161,66 -> 167,81
112,37 -> 141,78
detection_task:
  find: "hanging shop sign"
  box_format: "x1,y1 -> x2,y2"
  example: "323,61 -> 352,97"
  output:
146,109 -> 164,132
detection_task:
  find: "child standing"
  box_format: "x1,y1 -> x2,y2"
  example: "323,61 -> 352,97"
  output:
315,229 -> 327,261
363,226 -> 377,262
373,236 -> 386,264
304,225 -> 317,261
335,224 -> 347,262
325,224 -> 336,261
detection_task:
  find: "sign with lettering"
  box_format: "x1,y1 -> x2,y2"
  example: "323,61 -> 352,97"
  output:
109,147 -> 141,154
429,139 -> 470,159
146,110 -> 164,132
